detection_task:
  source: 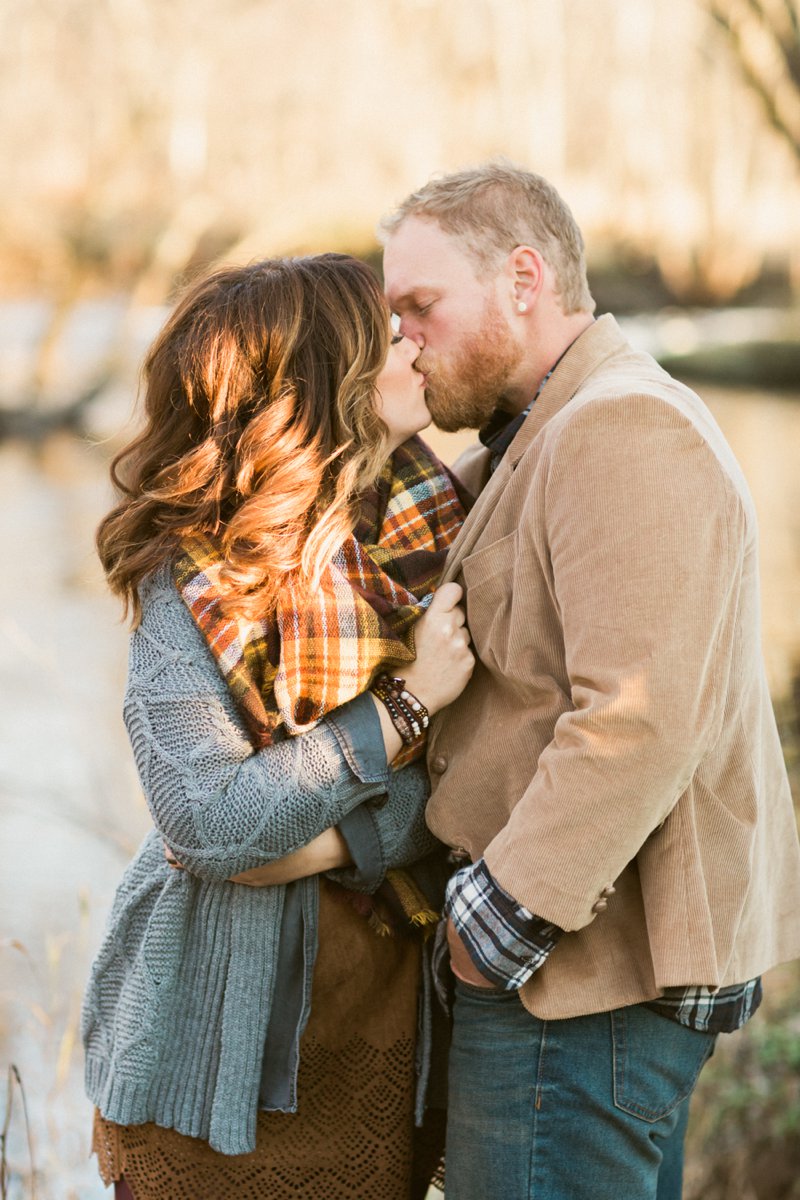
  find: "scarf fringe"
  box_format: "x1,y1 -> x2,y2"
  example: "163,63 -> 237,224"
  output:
385,868 -> 440,938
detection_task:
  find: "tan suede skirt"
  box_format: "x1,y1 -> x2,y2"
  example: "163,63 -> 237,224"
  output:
92,879 -> 443,1200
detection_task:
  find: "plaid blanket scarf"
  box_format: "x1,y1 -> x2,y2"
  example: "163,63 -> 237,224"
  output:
173,436 -> 468,765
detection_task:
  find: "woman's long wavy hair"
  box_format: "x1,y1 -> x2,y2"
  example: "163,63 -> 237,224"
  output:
97,254 -> 392,624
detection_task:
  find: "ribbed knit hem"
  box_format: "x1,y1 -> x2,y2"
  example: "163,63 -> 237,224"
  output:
85,1054 -> 260,1156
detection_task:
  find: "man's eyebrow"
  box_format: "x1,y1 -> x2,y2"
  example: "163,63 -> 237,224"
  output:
388,287 -> 435,310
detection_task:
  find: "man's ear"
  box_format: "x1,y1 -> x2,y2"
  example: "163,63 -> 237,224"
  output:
506,245 -> 545,313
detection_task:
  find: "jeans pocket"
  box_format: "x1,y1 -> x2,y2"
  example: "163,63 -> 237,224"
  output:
611,1005 -> 716,1123
453,977 -> 516,1001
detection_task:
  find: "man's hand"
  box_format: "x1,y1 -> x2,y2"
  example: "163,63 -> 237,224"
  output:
446,916 -> 497,989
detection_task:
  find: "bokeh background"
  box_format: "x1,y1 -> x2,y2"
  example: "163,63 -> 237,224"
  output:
1,1 -> 799,1196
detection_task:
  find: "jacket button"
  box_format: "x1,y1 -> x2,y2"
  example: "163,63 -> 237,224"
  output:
430,754 -> 448,774
600,884 -> 616,898
591,899 -> 608,914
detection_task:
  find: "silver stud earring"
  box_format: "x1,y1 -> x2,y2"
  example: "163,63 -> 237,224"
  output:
517,301 -> 528,314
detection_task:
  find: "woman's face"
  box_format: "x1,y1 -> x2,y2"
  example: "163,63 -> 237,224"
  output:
374,332 -> 431,452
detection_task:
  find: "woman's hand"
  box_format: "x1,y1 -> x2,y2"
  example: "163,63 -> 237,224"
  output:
370,582 -> 474,762
164,827 -> 352,887
403,581 -> 474,714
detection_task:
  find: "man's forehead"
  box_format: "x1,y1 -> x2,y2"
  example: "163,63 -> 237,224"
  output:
383,217 -> 476,304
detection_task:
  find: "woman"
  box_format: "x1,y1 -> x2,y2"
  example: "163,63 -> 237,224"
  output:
83,254 -> 473,1199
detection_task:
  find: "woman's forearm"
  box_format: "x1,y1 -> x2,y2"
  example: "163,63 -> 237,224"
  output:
128,572 -> 391,881
229,827 -> 352,886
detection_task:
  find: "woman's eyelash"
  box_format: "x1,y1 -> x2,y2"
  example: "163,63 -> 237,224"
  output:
391,334 -> 403,344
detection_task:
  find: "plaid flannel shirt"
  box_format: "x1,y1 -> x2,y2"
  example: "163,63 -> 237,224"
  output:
445,861 -> 761,1033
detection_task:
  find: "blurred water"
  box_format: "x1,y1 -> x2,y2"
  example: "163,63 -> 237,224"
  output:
0,374 -> 798,1196
0,435 -> 150,1198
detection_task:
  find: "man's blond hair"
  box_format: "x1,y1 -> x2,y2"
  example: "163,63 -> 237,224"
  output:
380,161 -> 595,315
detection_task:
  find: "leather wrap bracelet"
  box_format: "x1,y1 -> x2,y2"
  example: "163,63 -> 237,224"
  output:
370,673 -> 430,746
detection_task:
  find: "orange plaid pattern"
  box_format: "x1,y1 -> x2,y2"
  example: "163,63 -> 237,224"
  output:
173,436 -> 468,763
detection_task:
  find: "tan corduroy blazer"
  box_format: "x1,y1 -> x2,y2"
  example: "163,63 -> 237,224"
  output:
427,315 -> 800,1020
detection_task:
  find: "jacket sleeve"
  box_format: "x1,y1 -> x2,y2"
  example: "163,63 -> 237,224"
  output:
123,569 -> 433,882
483,391 -> 748,931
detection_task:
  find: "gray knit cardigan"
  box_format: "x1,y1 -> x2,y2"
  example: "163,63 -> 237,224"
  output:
82,568 -> 436,1155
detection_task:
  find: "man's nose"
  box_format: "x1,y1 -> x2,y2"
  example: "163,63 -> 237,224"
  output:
399,316 -> 424,348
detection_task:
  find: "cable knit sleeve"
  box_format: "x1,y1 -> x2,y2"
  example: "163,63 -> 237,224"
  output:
123,568 -> 431,882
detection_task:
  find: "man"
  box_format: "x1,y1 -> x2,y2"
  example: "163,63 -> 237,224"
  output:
380,162 -> 800,1200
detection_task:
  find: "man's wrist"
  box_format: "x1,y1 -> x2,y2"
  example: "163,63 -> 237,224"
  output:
445,858 -> 563,990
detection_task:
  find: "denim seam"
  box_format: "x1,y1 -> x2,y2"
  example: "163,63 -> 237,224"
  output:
611,1010 -> 627,1112
529,1020 -> 547,1199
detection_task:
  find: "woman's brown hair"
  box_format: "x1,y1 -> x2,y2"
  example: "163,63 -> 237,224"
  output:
97,254 -> 392,624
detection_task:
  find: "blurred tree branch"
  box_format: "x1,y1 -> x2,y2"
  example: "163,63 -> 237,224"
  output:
706,0 -> 800,164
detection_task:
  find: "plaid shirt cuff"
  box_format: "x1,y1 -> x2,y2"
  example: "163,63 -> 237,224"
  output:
645,977 -> 763,1034
445,858 -> 563,990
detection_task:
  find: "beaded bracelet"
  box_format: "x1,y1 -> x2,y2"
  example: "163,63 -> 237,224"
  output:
377,689 -> 417,745
370,673 -> 430,746
379,674 -> 430,732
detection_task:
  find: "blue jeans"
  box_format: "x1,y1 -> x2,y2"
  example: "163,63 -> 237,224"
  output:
445,981 -> 716,1200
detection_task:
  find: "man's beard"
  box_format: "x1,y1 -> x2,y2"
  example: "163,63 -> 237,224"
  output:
419,298 -> 523,433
